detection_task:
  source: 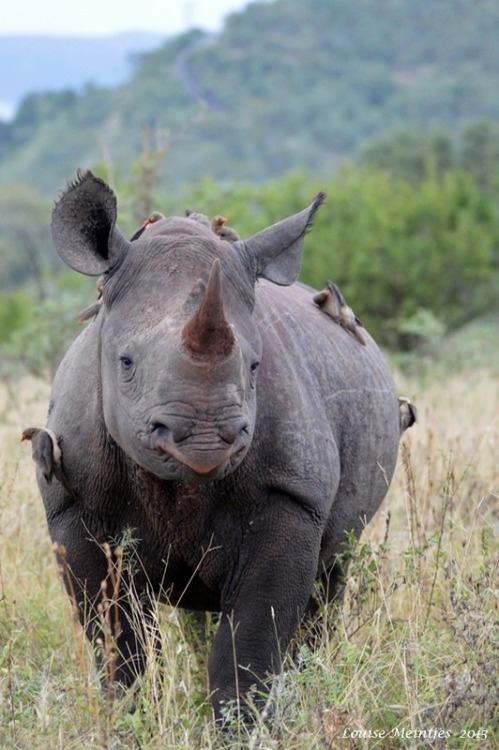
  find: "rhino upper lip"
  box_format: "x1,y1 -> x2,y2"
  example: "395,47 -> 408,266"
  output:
155,440 -> 245,471
147,423 -> 249,477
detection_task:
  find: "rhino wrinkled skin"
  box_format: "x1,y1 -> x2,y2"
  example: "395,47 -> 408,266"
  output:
32,171 -> 401,721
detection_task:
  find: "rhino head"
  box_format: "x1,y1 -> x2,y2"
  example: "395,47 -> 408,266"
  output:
52,171 -> 325,484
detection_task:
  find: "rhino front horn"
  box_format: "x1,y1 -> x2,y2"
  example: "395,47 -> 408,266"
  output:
182,260 -> 235,359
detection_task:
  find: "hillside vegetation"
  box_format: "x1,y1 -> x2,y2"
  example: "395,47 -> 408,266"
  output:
2,148 -> 498,375
1,0 -> 499,191
0,33 -> 167,118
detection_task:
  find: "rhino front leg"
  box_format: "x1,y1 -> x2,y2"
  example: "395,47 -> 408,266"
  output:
208,496 -> 322,722
50,508 -> 150,691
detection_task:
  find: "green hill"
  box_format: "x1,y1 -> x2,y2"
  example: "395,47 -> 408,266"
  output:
1,0 -> 499,193
0,32 -> 167,118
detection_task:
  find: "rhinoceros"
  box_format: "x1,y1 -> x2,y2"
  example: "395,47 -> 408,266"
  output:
26,170 -> 403,721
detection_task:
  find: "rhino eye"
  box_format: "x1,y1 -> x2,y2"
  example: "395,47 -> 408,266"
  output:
250,360 -> 260,376
120,355 -> 134,371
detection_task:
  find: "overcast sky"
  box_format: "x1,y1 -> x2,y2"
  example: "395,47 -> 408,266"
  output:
1,0 -> 255,36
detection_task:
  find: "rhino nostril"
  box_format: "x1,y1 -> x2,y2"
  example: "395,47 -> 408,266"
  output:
150,422 -> 170,450
151,418 -> 191,444
220,420 -> 249,445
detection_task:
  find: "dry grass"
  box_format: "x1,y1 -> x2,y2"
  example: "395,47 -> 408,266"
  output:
0,367 -> 498,749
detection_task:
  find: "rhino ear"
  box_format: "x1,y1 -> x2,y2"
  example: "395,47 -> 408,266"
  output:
51,170 -> 130,276
234,192 -> 326,286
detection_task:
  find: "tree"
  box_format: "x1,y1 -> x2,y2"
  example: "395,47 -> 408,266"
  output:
0,184 -> 54,292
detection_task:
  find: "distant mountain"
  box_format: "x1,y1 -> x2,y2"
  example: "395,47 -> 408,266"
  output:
0,32 -> 169,119
1,0 -> 499,192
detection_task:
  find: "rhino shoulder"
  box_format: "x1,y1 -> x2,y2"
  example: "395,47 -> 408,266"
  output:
46,323 -> 107,475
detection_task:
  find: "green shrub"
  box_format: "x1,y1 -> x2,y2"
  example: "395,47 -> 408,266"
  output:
0,288 -> 34,344
3,163 -> 498,378
178,167 -> 499,349
0,275 -> 94,380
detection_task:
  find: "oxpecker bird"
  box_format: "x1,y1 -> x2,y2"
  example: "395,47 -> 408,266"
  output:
398,397 -> 418,433
130,211 -> 166,241
211,215 -> 240,242
185,208 -> 210,227
21,427 -> 61,482
76,300 -> 102,323
313,280 -> 366,345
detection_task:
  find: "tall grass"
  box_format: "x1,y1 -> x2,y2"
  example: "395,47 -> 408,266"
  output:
0,367 -> 497,749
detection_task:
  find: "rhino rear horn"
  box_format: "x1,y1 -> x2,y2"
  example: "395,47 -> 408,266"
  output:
51,170 -> 130,276
182,260 -> 235,359
234,191 -> 326,286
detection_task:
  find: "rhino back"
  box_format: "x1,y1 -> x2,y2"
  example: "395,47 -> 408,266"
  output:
255,279 -> 395,398
251,279 -> 399,543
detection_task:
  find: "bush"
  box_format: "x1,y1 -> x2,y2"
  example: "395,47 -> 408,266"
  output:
0,275 -> 94,381
3,163 -> 498,378
0,287 -> 34,344
303,166 -> 498,347
178,167 -> 499,349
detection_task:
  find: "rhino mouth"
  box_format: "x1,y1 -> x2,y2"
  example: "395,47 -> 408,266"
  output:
154,440 -> 247,478
148,421 -> 250,482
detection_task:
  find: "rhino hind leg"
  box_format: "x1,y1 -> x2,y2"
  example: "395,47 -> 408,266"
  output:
321,557 -> 351,603
300,559 -> 350,651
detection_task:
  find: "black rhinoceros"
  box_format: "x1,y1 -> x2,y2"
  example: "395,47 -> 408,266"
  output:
25,170 -> 403,721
